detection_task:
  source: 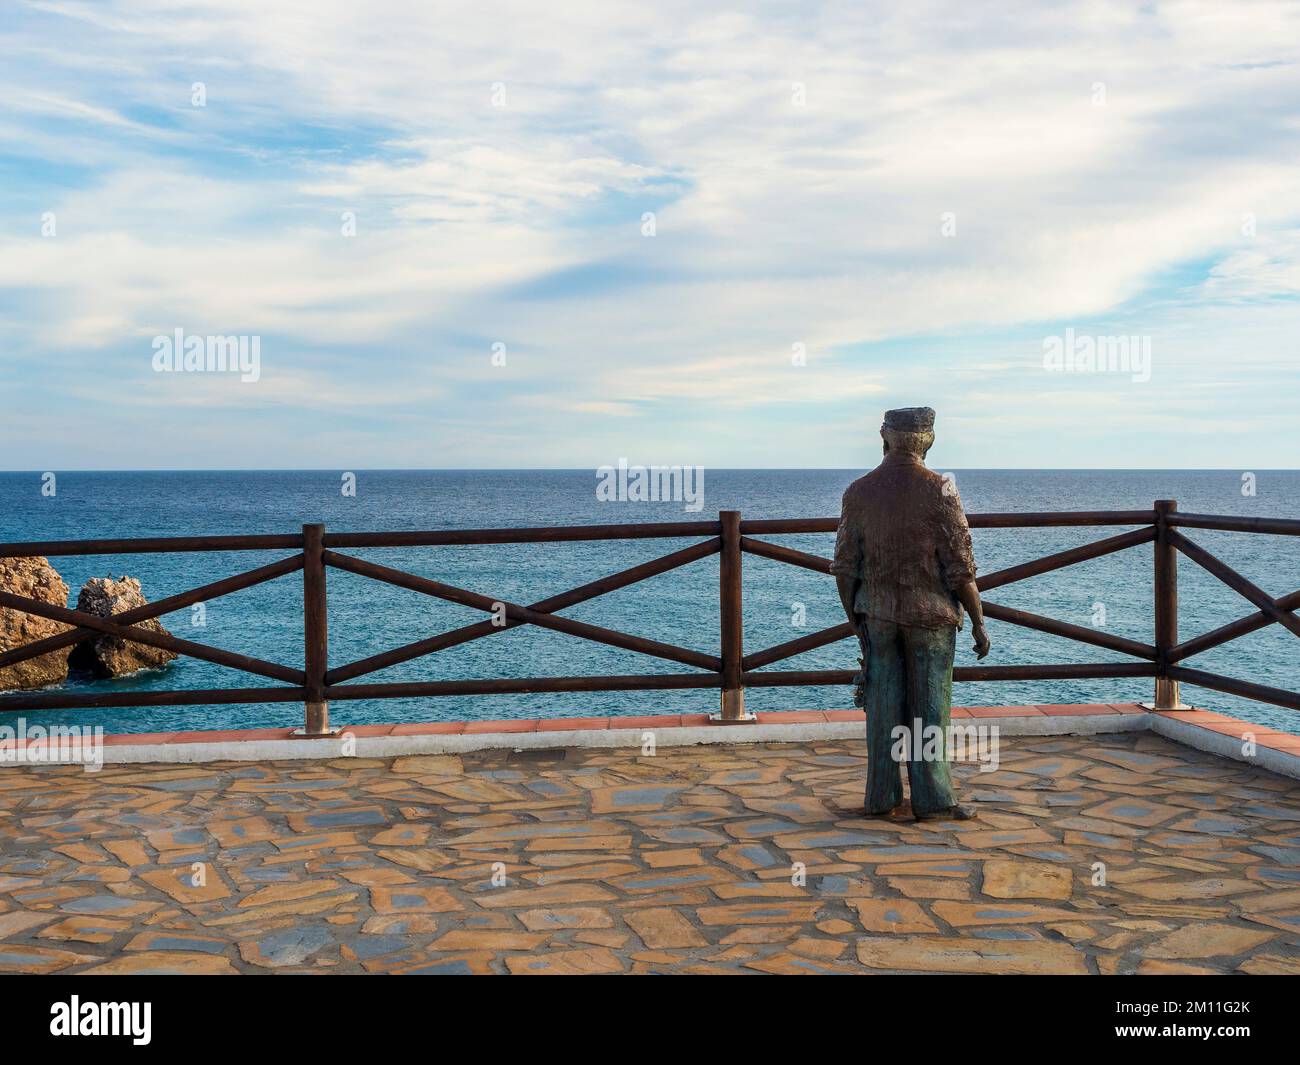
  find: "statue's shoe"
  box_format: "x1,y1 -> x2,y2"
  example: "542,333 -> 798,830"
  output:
913,803 -> 976,822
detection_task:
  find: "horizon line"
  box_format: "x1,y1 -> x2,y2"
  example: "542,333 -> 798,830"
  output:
2,467 -> 1296,475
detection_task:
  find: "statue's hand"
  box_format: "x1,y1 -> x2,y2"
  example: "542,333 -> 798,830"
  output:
971,623 -> 991,660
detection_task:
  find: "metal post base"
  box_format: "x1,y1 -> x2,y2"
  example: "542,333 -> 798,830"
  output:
709,689 -> 755,724
293,701 -> 341,737
1148,678 -> 1190,711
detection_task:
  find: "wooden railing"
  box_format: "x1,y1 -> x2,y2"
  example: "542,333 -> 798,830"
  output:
0,500 -> 1297,732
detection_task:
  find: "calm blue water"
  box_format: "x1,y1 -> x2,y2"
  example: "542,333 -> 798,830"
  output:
1,470 -> 1298,735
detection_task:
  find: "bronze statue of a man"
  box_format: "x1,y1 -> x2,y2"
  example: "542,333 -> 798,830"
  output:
830,407 -> 990,821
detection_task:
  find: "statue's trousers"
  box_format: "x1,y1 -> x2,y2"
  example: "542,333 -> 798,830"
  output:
858,618 -> 957,816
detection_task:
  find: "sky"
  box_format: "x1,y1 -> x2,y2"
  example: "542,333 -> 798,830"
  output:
1,0 -> 1299,470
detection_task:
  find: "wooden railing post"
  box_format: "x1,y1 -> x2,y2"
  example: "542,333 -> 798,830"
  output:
300,522 -> 335,736
713,509 -> 753,723
1153,499 -> 1184,710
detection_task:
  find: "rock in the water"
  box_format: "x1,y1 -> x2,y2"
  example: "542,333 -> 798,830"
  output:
68,576 -> 178,677
0,556 -> 73,690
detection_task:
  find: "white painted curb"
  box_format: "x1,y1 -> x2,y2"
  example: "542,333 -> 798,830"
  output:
1150,714 -> 1300,781
87,712 -> 1157,766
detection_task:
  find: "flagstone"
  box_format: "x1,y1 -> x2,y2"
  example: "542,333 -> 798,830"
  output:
524,834 -> 633,852
36,915 -> 131,943
388,951 -> 497,975
696,901 -> 823,926
1145,922 -> 1275,959
203,891 -> 360,925
890,877 -> 971,900
391,755 -> 464,775
269,831 -> 359,853
338,865 -> 416,886
1237,953 -> 1300,975
429,930 -> 549,951
1082,797 -> 1184,828
370,824 -> 431,846
124,931 -> 230,953
1242,911 -> 1300,933
1137,959 -> 1223,975
518,907 -> 615,931
360,914 -> 441,935
858,934 -> 1088,974
643,848 -> 706,868
80,950 -> 239,975
60,895 -> 161,917
505,947 -> 624,974
140,868 -> 232,905
981,860 -> 1073,900
375,848 -> 453,872
572,930 -> 628,948
931,901 -> 1098,926
1118,877 -> 1256,900
611,868 -> 735,893
235,880 -> 342,907
0,909 -> 58,938
745,951 -> 862,975
711,882 -> 811,900
875,859 -> 974,878
524,862 -> 640,884
470,883 -> 616,908
208,817 -> 279,848
0,944 -> 103,973
369,885 -> 464,913
625,907 -> 708,948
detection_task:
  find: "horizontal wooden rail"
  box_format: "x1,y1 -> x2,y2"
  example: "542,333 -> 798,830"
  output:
742,662 -> 1159,688
739,510 -> 1156,535
1167,666 -> 1300,713
326,674 -> 720,700
324,521 -> 721,548
1168,512 -> 1300,537
0,533 -> 303,558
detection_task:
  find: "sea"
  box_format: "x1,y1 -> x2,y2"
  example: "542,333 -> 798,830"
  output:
1,470 -> 1297,736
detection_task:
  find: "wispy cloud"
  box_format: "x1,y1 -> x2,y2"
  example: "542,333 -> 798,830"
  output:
2,0 -> 1299,469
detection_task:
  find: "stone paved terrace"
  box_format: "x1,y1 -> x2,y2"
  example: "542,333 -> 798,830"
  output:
1,716 -> 1300,975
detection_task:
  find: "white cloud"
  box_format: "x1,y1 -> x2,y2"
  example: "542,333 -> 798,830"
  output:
2,0 -> 1300,467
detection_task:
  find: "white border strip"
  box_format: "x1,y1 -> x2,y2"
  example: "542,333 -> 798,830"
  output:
91,712 -> 1153,765
1149,714 -> 1300,780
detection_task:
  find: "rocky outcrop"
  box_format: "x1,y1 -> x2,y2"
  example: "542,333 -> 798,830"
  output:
0,556 -> 73,690
68,576 -> 178,678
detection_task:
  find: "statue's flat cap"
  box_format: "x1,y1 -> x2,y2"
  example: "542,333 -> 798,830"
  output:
882,407 -> 935,432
